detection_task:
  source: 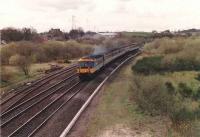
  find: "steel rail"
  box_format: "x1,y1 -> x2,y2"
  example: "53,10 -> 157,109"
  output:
28,83 -> 88,137
7,81 -> 81,137
1,66 -> 76,113
0,75 -> 78,127
1,72 -> 77,118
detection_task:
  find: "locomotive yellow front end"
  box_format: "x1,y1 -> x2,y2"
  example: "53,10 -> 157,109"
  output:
77,57 -> 96,79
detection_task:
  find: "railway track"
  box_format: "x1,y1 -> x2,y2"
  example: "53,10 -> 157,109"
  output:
1,80 -> 82,137
0,65 -> 77,113
6,82 -> 88,137
0,73 -> 78,126
0,66 -> 79,137
0,49 -> 140,137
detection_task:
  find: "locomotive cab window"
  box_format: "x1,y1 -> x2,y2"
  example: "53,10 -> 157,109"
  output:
79,61 -> 95,68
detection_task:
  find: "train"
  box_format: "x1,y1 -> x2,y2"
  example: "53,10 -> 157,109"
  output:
77,43 -> 139,80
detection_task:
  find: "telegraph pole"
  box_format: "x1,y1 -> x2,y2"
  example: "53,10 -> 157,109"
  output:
0,30 -> 1,45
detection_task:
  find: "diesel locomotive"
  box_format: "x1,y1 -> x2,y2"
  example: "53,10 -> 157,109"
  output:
77,44 -> 139,80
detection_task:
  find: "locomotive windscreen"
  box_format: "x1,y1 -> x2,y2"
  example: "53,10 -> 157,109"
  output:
79,61 -> 94,68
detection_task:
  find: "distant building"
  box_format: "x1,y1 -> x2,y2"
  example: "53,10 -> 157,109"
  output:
98,32 -> 118,38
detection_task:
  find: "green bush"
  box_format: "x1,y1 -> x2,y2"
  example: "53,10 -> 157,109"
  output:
132,56 -> 163,74
165,81 -> 176,95
193,87 -> 200,100
195,74 -> 200,81
143,37 -> 200,72
174,58 -> 200,71
0,67 -> 12,83
178,83 -> 193,98
132,74 -> 178,115
170,107 -> 200,123
132,55 -> 200,75
131,72 -> 200,126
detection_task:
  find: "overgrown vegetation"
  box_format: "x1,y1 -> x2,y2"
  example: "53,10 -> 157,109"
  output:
133,37 -> 200,74
1,40 -> 93,65
132,37 -> 200,136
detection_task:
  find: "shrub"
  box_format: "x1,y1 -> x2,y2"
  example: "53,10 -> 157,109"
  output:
195,73 -> 200,81
132,56 -> 163,74
171,108 -> 194,123
170,107 -> 200,123
178,83 -> 193,98
132,74 -> 178,115
173,58 -> 200,71
0,43 -> 15,64
165,81 -> 176,95
132,72 -> 200,127
132,54 -> 200,75
64,59 -> 71,64
0,67 -> 12,83
162,55 -> 175,69
9,54 -> 31,76
143,37 -> 200,72
193,87 -> 200,100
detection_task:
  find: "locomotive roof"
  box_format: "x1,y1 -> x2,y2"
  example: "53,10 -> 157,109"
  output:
82,54 -> 103,59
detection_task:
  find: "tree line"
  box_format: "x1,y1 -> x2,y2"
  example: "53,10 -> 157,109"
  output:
1,27 -> 38,42
1,27 -> 86,43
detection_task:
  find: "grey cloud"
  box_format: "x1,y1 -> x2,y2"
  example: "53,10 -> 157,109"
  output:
39,0 -> 91,11
118,0 -> 132,2
17,0 -> 93,12
114,0 -> 132,13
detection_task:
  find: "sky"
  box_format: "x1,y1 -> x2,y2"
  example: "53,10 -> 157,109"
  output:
0,0 -> 200,32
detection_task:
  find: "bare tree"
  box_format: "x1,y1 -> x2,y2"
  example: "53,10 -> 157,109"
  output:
9,54 -> 31,76
1,27 -> 39,42
69,28 -> 85,39
22,27 -> 37,41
